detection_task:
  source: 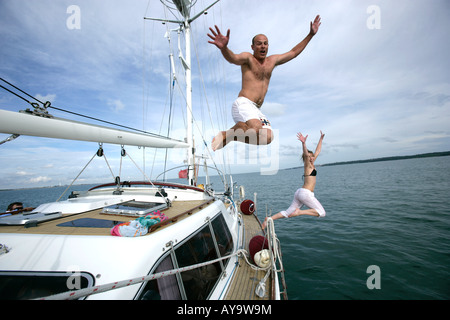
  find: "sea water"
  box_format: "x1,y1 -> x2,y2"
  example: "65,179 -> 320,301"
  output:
239,156 -> 450,300
1,156 -> 449,300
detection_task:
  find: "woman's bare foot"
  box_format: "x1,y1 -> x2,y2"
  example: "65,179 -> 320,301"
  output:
262,217 -> 268,230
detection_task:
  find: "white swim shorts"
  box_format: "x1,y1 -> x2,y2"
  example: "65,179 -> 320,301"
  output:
232,97 -> 272,130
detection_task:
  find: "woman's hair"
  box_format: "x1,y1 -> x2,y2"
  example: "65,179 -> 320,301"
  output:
302,150 -> 313,163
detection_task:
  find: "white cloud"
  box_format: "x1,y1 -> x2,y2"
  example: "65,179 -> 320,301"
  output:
107,99 -> 125,113
263,102 -> 286,118
29,176 -> 52,184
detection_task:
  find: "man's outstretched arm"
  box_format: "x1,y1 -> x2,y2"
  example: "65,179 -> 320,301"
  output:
274,15 -> 321,66
208,25 -> 250,65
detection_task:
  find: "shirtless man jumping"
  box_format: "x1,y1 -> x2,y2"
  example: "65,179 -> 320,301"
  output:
208,15 -> 321,151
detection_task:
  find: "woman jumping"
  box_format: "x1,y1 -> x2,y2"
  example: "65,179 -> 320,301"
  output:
262,131 -> 326,229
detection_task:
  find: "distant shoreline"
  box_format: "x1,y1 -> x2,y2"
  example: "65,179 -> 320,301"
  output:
283,151 -> 450,171
281,151 -> 450,170
322,151 -> 450,167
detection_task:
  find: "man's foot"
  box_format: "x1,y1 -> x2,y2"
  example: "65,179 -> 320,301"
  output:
212,131 -> 225,151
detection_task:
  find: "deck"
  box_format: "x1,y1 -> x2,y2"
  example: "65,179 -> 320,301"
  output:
224,212 -> 274,300
0,199 -> 212,236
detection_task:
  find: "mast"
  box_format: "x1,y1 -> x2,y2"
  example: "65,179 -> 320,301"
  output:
178,1 -> 195,186
145,0 -> 220,186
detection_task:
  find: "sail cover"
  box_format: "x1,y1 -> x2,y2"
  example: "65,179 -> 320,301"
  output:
0,109 -> 188,148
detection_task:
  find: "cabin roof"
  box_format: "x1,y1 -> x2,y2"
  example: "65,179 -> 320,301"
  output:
0,199 -> 214,236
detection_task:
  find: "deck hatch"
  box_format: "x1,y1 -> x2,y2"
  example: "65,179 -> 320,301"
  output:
101,200 -> 168,216
0,212 -> 62,226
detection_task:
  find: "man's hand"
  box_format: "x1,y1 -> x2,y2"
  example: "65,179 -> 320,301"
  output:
310,15 -> 321,36
208,25 -> 230,50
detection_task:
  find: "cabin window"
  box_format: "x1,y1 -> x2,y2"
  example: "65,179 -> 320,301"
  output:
0,271 -> 95,300
139,255 -> 181,300
175,224 -> 222,299
211,212 -> 233,258
137,212 -> 234,300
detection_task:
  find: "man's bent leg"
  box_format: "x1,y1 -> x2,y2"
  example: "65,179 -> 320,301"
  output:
211,122 -> 249,151
245,119 -> 273,145
211,119 -> 273,151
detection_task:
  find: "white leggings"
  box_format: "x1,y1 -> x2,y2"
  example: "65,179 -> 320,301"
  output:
281,188 -> 326,218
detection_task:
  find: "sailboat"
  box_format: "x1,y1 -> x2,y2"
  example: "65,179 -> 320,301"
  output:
0,0 -> 287,300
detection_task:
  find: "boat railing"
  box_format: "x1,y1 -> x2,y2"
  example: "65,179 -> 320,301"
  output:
87,181 -> 206,193
155,165 -> 231,193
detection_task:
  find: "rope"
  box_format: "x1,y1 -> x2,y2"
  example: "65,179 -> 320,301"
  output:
254,218 -> 285,298
237,218 -> 283,273
266,217 -> 284,272
0,78 -> 170,139
35,249 -> 247,300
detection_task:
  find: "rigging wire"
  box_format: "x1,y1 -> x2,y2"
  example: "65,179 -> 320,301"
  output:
53,145 -> 118,202
142,16 -> 228,186
0,134 -> 20,146
163,57 -> 176,181
150,1 -> 231,186
141,0 -> 155,180
194,0 -> 232,177
0,77 -> 173,141
189,23 -> 230,178
146,9 -> 183,181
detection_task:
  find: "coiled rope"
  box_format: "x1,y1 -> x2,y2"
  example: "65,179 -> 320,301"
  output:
253,218 -> 285,298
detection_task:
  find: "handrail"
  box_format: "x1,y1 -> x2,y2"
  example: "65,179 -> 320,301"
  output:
88,181 -> 206,193
154,165 -> 228,186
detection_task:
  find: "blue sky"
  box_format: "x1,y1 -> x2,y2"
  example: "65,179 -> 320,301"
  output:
1,0 -> 449,189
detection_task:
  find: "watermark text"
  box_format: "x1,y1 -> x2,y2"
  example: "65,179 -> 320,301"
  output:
66,5 -> 81,30
366,265 -> 381,289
